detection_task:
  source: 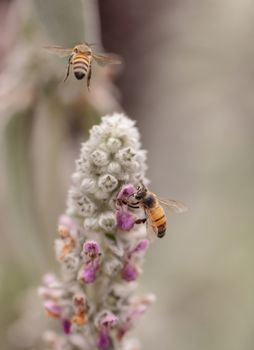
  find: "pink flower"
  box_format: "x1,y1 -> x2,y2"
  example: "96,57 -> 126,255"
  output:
96,330 -> 111,350
58,215 -> 78,238
116,205 -> 136,231
82,262 -> 98,283
122,262 -> 139,282
61,319 -> 71,334
79,240 -> 101,284
116,184 -> 136,203
96,311 -> 118,350
115,184 -> 139,231
129,239 -> 149,255
42,273 -> 57,287
83,240 -> 101,258
121,240 -> 149,282
58,214 -> 77,230
117,304 -> 148,340
44,301 -> 62,318
98,311 -> 118,329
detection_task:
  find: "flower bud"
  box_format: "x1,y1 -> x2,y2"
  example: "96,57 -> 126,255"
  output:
107,161 -> 122,174
115,147 -> 136,167
98,174 -> 118,193
71,193 -> 97,216
98,212 -> 116,232
90,150 -> 109,167
104,258 -> 123,275
83,217 -> 99,230
106,137 -> 122,152
81,178 -> 97,193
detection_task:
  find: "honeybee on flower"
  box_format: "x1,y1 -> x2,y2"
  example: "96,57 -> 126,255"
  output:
116,182 -> 187,238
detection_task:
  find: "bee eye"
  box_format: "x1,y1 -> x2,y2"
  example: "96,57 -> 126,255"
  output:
135,195 -> 141,200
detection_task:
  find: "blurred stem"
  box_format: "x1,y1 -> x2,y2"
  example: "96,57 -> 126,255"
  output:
3,109 -> 52,274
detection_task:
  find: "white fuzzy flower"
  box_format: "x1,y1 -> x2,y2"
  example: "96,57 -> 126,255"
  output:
98,211 -> 116,232
108,244 -> 125,258
90,149 -> 109,167
83,217 -> 99,231
39,113 -> 153,350
115,147 -> 137,166
69,191 -> 97,217
107,161 -> 122,175
98,174 -> 118,193
106,137 -> 122,152
62,254 -> 80,272
80,178 -> 97,193
104,257 -> 123,275
71,172 -> 83,186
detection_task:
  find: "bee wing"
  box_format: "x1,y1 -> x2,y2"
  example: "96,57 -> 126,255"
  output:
92,53 -> 122,66
44,45 -> 73,57
158,198 -> 188,213
145,209 -> 157,241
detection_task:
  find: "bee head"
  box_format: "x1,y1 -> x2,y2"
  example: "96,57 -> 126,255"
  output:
135,182 -> 147,200
75,44 -> 92,54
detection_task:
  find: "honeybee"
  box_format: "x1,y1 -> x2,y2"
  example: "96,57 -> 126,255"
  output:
44,43 -> 121,90
128,182 -> 188,238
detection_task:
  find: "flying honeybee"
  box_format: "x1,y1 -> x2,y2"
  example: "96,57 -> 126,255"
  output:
44,43 -> 121,89
127,182 -> 188,238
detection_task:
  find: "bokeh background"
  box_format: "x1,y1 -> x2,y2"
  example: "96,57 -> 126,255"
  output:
1,0 -> 254,350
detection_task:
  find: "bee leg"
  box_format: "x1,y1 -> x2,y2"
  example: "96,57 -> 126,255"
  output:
63,56 -> 72,82
135,218 -> 147,224
135,206 -> 147,224
87,65 -> 92,91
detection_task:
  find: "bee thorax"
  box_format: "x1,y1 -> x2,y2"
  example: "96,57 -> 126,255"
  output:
142,194 -> 156,208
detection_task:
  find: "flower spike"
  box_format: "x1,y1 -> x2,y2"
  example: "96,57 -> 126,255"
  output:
38,114 -> 153,349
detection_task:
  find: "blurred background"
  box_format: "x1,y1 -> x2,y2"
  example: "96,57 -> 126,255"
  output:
1,0 -> 254,349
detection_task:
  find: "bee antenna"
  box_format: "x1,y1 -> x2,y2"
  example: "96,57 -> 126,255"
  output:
139,180 -> 146,191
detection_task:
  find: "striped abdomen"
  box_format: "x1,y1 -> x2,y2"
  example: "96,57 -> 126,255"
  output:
150,205 -> 167,238
72,53 -> 91,80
